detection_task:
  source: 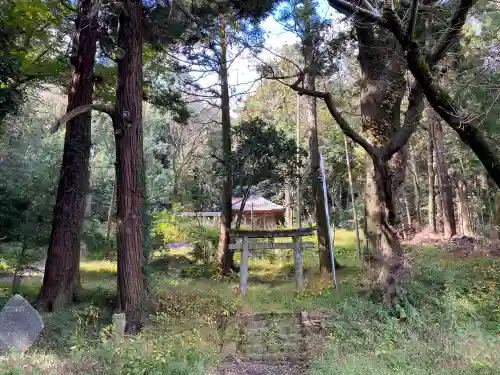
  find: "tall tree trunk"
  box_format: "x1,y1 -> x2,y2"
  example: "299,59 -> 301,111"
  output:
496,192 -> 500,240
408,146 -> 421,226
356,22 -> 406,252
305,73 -> 332,272
296,94 -> 302,229
355,20 -> 408,306
285,183 -> 292,228
106,178 -> 116,242
216,15 -> 233,274
453,170 -> 472,236
37,0 -> 97,311
435,161 -> 444,234
430,108 -> 456,238
114,0 -> 146,333
427,123 -> 436,232
370,158 -> 405,307
403,190 -> 412,229
302,10 -> 333,272
344,135 -> 361,260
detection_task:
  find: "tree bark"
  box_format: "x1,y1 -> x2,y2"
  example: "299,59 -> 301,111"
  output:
403,190 -> 412,229
106,178 -> 116,242
354,20 -> 409,306
434,157 -> 444,234
356,21 -> 406,253
430,108 -> 456,238
285,183 -> 292,228
305,74 -> 333,272
344,135 -> 361,260
296,94 -> 302,229
216,15 -> 233,274
496,192 -> 500,240
408,146 -> 421,225
453,170 -> 473,236
370,158 -> 405,307
114,0 -> 146,333
37,0 -> 97,311
427,123 -> 436,232
301,12 -> 334,272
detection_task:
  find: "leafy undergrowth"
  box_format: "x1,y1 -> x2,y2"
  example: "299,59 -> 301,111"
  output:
311,246 -> 500,375
0,259 -> 217,375
0,230 -> 499,374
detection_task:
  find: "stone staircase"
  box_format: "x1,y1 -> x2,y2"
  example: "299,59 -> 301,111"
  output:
220,311 -> 328,363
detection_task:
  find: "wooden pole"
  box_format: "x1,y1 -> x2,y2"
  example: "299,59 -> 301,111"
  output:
293,233 -> 303,291
239,236 -> 249,296
319,152 -> 337,289
344,136 -> 361,261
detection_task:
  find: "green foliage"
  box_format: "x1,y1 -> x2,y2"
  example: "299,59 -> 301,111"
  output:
231,117 -> 304,202
308,247 -> 500,375
81,219 -> 116,260
98,332 -> 215,375
151,210 -> 189,245
0,0 -> 70,127
151,210 -> 219,263
0,98 -> 62,249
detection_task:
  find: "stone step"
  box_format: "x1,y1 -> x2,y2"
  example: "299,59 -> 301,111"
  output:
243,353 -> 308,363
242,333 -> 303,345
245,326 -> 302,336
246,319 -> 301,329
240,343 -> 303,355
251,312 -> 301,320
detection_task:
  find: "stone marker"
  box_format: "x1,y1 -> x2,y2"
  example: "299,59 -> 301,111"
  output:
112,313 -> 126,342
0,294 -> 44,354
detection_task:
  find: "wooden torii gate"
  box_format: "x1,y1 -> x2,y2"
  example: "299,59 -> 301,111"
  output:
229,227 -> 317,295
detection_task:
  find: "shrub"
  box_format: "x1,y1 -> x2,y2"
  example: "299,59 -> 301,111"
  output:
151,210 -> 188,247
151,210 -> 219,263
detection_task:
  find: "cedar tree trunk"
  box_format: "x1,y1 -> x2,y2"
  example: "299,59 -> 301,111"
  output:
216,15 -> 234,274
114,0 -> 146,333
37,0 -> 97,311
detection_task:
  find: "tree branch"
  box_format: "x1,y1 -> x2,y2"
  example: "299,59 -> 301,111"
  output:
427,0 -> 476,64
60,0 -> 76,13
327,0 -> 380,22
382,83 -> 424,160
379,2 -> 500,187
286,73 -> 378,156
400,0 -> 437,14
52,104 -> 115,133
